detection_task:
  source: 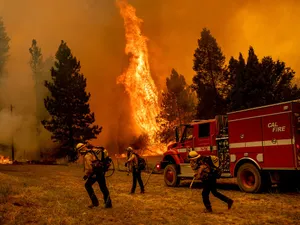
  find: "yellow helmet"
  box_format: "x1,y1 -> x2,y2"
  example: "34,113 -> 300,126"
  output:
188,151 -> 201,160
76,143 -> 86,153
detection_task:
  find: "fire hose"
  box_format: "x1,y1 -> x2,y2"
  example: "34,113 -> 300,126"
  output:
190,176 -> 196,189
144,164 -> 158,187
105,159 -> 115,177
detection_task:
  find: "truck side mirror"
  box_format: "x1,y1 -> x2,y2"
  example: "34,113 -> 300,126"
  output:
175,127 -> 179,142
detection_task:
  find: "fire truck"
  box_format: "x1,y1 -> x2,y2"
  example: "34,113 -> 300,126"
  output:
157,100 -> 300,193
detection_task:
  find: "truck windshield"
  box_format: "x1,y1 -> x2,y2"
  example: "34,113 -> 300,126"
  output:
181,126 -> 193,142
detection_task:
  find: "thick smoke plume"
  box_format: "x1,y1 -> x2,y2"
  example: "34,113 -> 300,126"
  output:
0,0 -> 299,157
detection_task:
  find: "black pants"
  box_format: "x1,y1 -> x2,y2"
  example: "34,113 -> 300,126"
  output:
85,172 -> 111,206
202,177 -> 231,210
131,168 -> 144,193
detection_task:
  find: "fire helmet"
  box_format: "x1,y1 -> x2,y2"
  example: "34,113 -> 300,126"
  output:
188,151 -> 201,160
126,146 -> 133,152
76,143 -> 86,153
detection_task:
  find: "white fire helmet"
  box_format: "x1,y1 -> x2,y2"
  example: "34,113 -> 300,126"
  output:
126,146 -> 133,152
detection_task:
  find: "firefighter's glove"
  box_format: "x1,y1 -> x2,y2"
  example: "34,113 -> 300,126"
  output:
83,175 -> 89,181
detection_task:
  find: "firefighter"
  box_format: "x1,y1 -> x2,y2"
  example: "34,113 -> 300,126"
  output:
125,146 -> 145,194
76,143 -> 112,209
188,151 -> 233,212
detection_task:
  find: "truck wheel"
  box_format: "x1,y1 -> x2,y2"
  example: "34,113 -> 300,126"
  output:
164,164 -> 180,187
237,163 -> 263,193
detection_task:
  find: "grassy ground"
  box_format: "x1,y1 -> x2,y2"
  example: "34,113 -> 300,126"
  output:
1,163 -> 300,225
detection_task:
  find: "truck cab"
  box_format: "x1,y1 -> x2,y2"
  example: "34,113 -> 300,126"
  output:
159,116 -> 230,187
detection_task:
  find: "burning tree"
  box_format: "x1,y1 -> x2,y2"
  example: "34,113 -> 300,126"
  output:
42,40 -> 102,161
192,28 -> 227,119
156,69 -> 196,144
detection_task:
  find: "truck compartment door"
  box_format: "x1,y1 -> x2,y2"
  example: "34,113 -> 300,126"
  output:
262,112 -> 294,168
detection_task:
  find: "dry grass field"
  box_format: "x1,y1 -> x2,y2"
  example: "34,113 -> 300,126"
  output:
1,159 -> 300,225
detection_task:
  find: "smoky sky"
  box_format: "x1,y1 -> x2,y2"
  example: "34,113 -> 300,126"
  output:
0,0 -> 299,151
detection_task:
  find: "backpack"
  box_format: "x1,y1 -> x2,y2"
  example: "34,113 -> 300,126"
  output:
203,155 -> 222,179
134,153 -> 146,171
90,148 -> 112,173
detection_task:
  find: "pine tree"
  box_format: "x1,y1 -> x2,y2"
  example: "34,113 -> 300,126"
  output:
29,40 -> 45,122
0,17 -> 10,77
227,53 -> 246,111
192,28 -> 227,119
156,69 -> 196,144
228,46 -> 300,111
42,40 -> 102,161
261,56 -> 300,103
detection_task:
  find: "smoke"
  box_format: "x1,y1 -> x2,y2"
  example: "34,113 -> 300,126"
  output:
0,0 -> 299,156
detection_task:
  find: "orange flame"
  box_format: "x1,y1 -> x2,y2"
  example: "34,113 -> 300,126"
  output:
116,0 -> 160,141
0,155 -> 13,164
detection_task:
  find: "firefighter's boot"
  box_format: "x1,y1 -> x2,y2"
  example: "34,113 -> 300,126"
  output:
104,198 -> 112,208
88,194 -> 99,208
104,195 -> 112,208
204,207 -> 213,213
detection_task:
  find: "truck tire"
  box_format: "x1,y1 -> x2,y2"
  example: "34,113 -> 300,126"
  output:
164,164 -> 180,187
237,163 -> 263,193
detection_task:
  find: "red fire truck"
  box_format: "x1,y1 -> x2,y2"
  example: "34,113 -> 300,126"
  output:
157,100 -> 300,193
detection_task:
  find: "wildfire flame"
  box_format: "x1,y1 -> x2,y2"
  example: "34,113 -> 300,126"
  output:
0,155 -> 13,164
116,0 -> 161,145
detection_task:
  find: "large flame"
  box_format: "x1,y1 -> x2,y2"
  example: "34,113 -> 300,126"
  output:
116,0 -> 162,145
116,0 -> 166,155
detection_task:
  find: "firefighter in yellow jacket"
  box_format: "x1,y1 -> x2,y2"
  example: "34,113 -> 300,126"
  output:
188,151 -> 233,212
76,143 -> 112,209
125,146 -> 145,194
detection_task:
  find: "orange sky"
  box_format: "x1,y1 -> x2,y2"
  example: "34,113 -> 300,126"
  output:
0,0 -> 300,151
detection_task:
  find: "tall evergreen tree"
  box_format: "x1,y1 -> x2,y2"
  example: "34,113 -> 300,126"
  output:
156,69 -> 196,144
260,56 -> 300,103
0,17 -> 10,77
228,46 -> 300,111
29,40 -> 44,121
29,40 -> 54,140
29,39 -> 43,76
226,53 -> 246,111
42,40 -> 102,161
192,28 -> 227,119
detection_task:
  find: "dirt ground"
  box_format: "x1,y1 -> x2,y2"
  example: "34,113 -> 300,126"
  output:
1,163 -> 300,225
